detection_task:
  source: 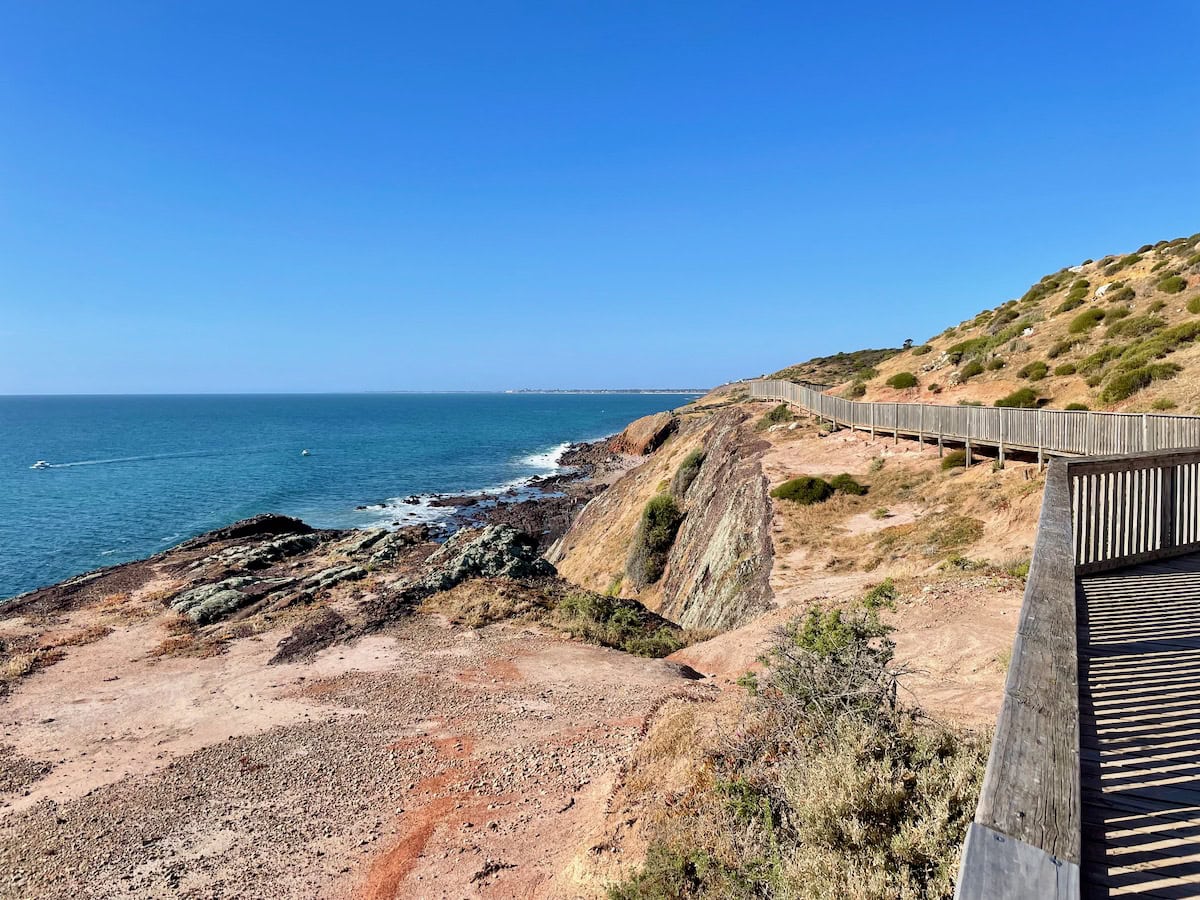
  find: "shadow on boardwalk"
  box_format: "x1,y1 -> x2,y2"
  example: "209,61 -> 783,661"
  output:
1080,553 -> 1200,898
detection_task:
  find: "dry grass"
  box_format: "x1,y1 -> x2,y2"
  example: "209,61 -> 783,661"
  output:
38,625 -> 113,649
607,589 -> 986,900
421,577 -> 555,627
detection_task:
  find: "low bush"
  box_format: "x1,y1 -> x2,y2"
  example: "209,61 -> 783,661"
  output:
995,388 -> 1039,408
1152,397 -> 1178,411
885,371 -> 918,389
625,493 -> 684,587
1068,309 -> 1105,333
928,383 -> 942,393
1104,285 -> 1136,305
1047,337 -> 1080,359
1065,402 -> 1089,411
1189,296 -> 1200,314
554,593 -> 684,657
1106,305 -> 1132,321
830,473 -> 867,496
1100,363 -> 1182,404
986,357 -> 1005,370
941,449 -> 968,469
1148,299 -> 1166,313
959,360 -> 984,381
608,589 -> 985,900
1104,253 -> 1143,276
1054,363 -> 1077,376
844,381 -> 867,399
670,449 -> 705,497
1107,315 -> 1165,338
1054,295 -> 1086,314
771,476 -> 834,505
756,403 -> 794,431
911,344 -> 932,356
1018,360 -> 1048,381
1158,275 -> 1188,294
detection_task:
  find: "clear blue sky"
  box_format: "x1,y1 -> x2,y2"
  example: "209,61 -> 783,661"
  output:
2,2 -> 1197,393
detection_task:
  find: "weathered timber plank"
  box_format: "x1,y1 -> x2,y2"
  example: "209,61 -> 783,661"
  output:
955,823 -> 1079,900
975,459 -> 1081,863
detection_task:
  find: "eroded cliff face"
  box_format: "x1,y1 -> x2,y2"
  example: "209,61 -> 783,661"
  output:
549,405 -> 774,632
658,410 -> 773,631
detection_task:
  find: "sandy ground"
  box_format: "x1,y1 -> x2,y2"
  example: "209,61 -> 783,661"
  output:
0,611 -> 712,899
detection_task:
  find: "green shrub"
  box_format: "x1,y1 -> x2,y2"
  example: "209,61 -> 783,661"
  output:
1054,363 -> 1077,376
927,383 -> 942,393
1186,252 -> 1200,268
959,360 -> 984,381
1018,360 -> 1048,381
1065,402 -> 1089,411
1158,275 -> 1188,294
844,381 -> 867,399
1047,338 -> 1080,359
1107,315 -> 1165,338
1107,305 -> 1132,320
885,371 -> 918,389
1104,253 -> 1143,276
1188,296 -> 1200,314
1104,285 -> 1136,305
670,449 -> 705,497
946,337 -> 990,357
771,476 -> 834,505
911,344 -> 932,356
1100,363 -> 1181,404
555,593 -> 684,657
1079,344 -> 1125,374
995,388 -> 1039,408
1152,397 -> 1178,411
625,493 -> 684,586
941,449 -> 968,469
829,473 -> 867,496
1086,375 -> 1102,387
1054,295 -> 1086,314
986,357 -> 1005,370
757,403 -> 793,430
1068,309 -> 1105,333
957,399 -> 983,406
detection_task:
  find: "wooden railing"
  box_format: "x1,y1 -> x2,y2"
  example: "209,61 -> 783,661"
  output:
1070,449 -> 1200,574
749,379 -> 1200,460
750,379 -> 1200,898
956,459 -> 1081,898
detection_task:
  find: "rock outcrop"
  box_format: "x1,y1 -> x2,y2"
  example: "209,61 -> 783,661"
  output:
658,411 -> 773,631
609,412 -> 677,455
419,525 -> 554,593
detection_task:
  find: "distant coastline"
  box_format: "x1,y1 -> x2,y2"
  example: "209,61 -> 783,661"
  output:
503,388 -> 707,395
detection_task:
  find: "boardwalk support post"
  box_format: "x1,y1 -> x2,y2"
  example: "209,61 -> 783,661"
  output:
998,408 -> 1005,469
894,403 -> 899,445
966,436 -> 972,467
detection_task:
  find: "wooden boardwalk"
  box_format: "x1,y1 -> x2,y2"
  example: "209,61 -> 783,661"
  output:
1079,552 -> 1200,898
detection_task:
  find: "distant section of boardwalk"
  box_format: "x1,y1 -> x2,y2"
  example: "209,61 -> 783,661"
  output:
1079,554 -> 1200,898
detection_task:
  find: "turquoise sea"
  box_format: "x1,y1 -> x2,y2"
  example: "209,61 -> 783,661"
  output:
0,393 -> 697,600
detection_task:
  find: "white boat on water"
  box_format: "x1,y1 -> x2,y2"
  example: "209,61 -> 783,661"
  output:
30,460 -> 50,469
301,449 -> 311,456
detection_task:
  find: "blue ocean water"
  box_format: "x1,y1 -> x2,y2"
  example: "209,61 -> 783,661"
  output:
0,393 -> 697,600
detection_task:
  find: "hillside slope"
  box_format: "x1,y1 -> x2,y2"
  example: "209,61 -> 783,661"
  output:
779,233 -> 1200,412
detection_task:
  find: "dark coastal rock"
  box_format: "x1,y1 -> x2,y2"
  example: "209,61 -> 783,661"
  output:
173,514 -> 313,552
171,576 -> 261,624
303,565 -> 366,593
418,525 -> 554,593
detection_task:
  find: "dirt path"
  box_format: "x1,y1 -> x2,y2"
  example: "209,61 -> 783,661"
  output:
0,614 -> 712,899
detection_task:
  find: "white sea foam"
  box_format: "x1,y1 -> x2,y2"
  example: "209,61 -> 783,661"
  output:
519,441 -> 571,471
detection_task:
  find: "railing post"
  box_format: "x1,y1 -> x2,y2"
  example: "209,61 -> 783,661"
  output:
1162,465 -> 1176,550
1037,409 -> 1045,472
894,403 -> 899,445
998,407 -> 1005,469
870,403 -> 875,439
919,403 -> 925,447
1086,411 -> 1095,455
